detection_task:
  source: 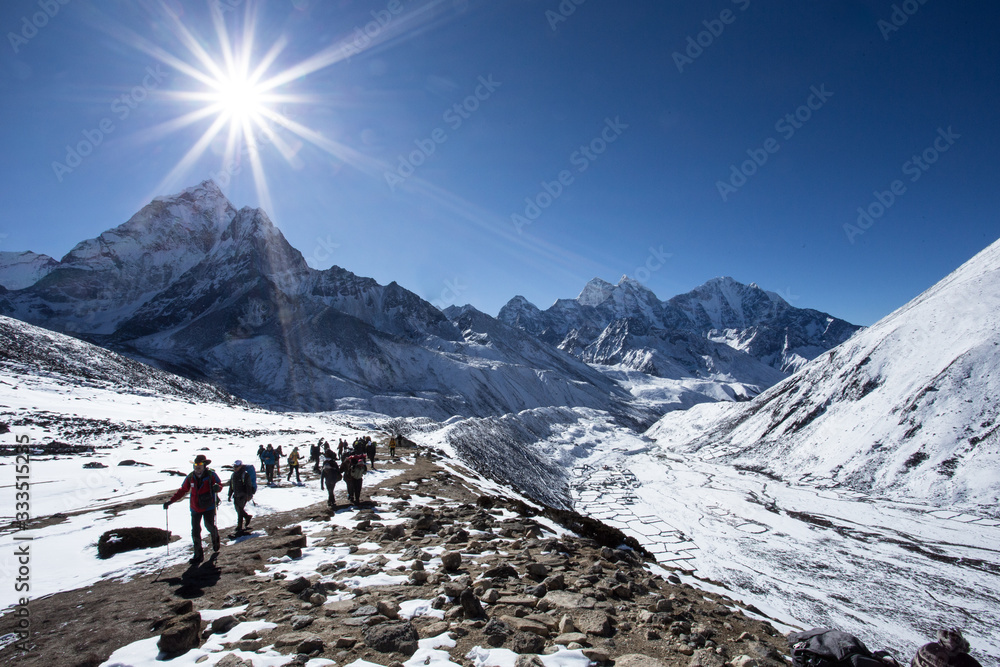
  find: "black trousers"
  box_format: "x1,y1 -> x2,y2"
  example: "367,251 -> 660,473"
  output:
346,477 -> 363,503
233,494 -> 251,531
191,510 -> 219,556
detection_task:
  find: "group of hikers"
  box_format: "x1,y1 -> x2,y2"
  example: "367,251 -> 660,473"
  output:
163,433 -> 404,564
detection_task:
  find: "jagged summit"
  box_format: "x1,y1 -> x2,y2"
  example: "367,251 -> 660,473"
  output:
650,234 -> 1000,508
0,182 -> 632,419
498,274 -> 859,383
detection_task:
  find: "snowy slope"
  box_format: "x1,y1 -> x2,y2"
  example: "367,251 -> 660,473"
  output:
0,252 -> 59,290
648,236 -> 1000,509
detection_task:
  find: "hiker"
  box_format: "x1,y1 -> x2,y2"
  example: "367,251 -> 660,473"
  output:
261,444 -> 277,485
227,459 -> 255,535
342,452 -> 367,505
256,444 -> 265,470
352,437 -> 366,456
163,454 -> 223,564
310,441 -> 321,473
366,438 -> 377,469
337,438 -> 348,460
389,436 -> 396,458
320,457 -> 343,509
286,446 -> 302,485
323,441 -> 335,462
912,629 -> 982,667
274,445 -> 283,477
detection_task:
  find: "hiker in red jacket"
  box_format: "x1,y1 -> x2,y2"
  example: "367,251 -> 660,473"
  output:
164,454 -> 223,563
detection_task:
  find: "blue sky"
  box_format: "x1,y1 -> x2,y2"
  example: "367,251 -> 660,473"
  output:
1,0 -> 998,326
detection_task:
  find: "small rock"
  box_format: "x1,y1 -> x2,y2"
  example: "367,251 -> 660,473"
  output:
582,648 -> 611,663
483,618 -> 514,647
460,588 -> 486,620
508,630 -> 545,654
290,615 -> 314,630
285,577 -> 311,594
526,562 -> 548,579
483,588 -> 501,604
208,614 -> 238,636
571,609 -> 613,637
687,648 -> 726,667
157,612 -> 201,657
377,600 -> 401,620
730,656 -> 760,667
441,551 -> 462,571
553,632 -> 589,645
515,655 -> 546,667
363,621 -> 420,656
615,655 -> 667,667
297,636 -> 324,654
335,636 -> 358,648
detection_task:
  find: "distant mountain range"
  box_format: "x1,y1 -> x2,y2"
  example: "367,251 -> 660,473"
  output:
648,236 -> 1000,508
0,180 -> 858,420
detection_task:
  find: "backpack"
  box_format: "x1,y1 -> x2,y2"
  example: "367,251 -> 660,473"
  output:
789,629 -> 888,667
244,465 -> 257,496
348,455 -> 366,479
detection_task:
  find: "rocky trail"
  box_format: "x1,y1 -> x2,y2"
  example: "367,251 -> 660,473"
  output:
1,450 -> 791,667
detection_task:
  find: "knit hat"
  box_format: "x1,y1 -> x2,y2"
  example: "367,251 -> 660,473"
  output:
234,459 -> 243,466
937,629 -> 970,655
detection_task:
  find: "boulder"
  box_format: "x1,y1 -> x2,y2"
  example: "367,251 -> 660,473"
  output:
97,527 -> 171,559
363,621 -> 420,655
483,617 -> 514,647
441,551 -> 462,571
156,611 -> 201,657
460,588 -> 486,620
508,630 -> 545,654
571,609 -> 613,637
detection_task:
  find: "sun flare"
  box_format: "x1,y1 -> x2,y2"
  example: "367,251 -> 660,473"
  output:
210,73 -> 268,122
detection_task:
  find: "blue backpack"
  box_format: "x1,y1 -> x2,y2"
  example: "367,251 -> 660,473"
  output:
244,465 -> 258,495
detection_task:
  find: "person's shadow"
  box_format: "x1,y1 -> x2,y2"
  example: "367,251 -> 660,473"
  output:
162,555 -> 222,598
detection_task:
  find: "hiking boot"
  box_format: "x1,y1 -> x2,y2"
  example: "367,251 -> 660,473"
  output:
244,514 -> 252,529
190,551 -> 204,564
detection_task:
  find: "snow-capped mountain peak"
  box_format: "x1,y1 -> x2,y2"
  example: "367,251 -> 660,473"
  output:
576,277 -> 616,306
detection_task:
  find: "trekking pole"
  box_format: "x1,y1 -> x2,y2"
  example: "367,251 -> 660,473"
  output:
165,506 -> 170,557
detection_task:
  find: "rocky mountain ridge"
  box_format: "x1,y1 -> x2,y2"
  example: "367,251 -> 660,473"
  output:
0,451 -> 794,667
0,181 -> 631,420
498,276 -> 860,389
647,235 -> 1000,510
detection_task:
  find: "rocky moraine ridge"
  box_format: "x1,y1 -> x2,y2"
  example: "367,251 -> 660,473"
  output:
0,453 -> 791,667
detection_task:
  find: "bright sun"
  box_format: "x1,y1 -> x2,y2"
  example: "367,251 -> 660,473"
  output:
210,73 -> 268,122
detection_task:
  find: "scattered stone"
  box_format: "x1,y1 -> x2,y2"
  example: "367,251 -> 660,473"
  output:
571,609 -> 613,637
582,648 -> 611,663
687,648 -> 726,667
483,618 -> 515,647
515,655 -> 546,667
215,655 -> 253,667
730,657 -> 760,667
362,621 -> 420,656
285,577 -> 311,594
207,615 -> 238,636
554,632 -> 589,645
297,636 -> 324,654
335,636 -> 358,648
157,612 -> 201,657
614,654 -> 667,667
508,630 -> 546,654
501,616 -> 549,638
377,600 -> 401,620
83,462 -> 108,469
460,588 -> 486,620
290,615 -> 314,630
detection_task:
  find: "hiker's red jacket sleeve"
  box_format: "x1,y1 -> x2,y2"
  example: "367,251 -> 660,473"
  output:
168,476 -> 192,505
